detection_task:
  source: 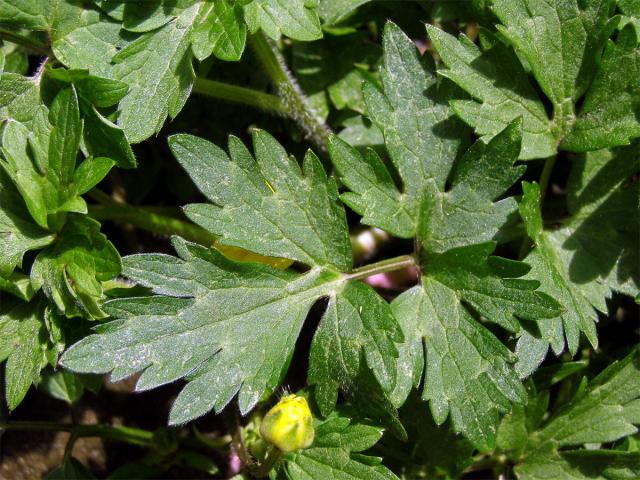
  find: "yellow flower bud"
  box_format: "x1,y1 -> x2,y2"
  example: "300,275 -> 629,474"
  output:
259,394 -> 314,452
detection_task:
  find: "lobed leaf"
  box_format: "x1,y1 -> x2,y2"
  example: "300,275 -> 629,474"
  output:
516,144 -> 639,375
63,134 -> 401,424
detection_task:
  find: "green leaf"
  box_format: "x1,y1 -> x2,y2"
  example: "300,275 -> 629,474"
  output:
29,215 -> 121,318
31,215 -> 121,319
0,0 -> 49,30
517,145 -> 639,374
0,117 -> 51,228
491,0 -> 615,113
61,236 -> 398,425
317,0 -> 372,25
391,244 -> 558,450
308,280 -> 401,416
48,85 -> 83,187
49,0 -> 323,147
81,102 -> 136,169
292,31 -> 380,114
0,86 -> 115,229
52,12 -> 125,79
39,369 -> 94,405
516,349 -> 640,479
72,156 -> 115,196
562,144 -> 639,298
171,130 -> 352,271
417,120 -> 525,254
329,22 -> 468,238
0,272 -> 35,301
619,0 -> 640,16
429,4 -> 640,156
243,0 -> 322,42
331,22 -> 558,450
619,0 -> 640,15
517,182 -> 598,371
495,383 -> 552,461
329,136 -> 415,238
2,43 -> 29,75
329,87 -> 524,253
111,4 -> 200,144
62,134 -> 401,425
0,299 -> 47,410
117,0 -> 195,33
518,448 -> 640,480
496,403 -> 530,459
337,116 -> 383,152
51,0 -> 322,145
0,1 -> 95,42
0,72 -> 43,125
539,352 -> 640,445
283,411 -> 399,480
35,73 -> 131,167
0,169 -> 54,277
533,361 -> 588,390
45,67 -> 129,108
426,25 -> 554,159
561,23 -> 640,151
192,0 -> 246,62
427,243 -> 561,333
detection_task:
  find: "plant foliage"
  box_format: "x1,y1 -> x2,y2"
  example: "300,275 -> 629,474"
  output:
0,0 -> 638,478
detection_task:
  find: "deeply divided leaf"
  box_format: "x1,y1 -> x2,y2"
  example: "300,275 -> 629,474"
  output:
63,133 -> 402,425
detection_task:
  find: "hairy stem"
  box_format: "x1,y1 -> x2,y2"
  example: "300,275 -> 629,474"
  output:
346,255 -> 417,281
248,33 -> 331,152
193,78 -> 288,115
88,189 -> 216,246
0,27 -> 50,56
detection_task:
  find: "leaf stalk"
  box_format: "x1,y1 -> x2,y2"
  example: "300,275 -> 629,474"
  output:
346,255 -> 417,281
0,421 -> 154,446
193,78 -> 288,115
87,189 -> 217,246
0,27 -> 50,56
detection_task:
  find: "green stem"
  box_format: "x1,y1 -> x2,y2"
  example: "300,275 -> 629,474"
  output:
89,204 -> 216,246
87,190 -> 217,246
0,27 -> 50,55
248,33 -> 331,152
0,420 -> 230,452
463,454 -> 507,474
193,78 -> 288,115
345,255 -> 417,281
538,155 -> 557,206
0,421 -> 154,447
250,445 -> 284,478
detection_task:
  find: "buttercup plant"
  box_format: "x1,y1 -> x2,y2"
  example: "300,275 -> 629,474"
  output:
0,1 -> 638,479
